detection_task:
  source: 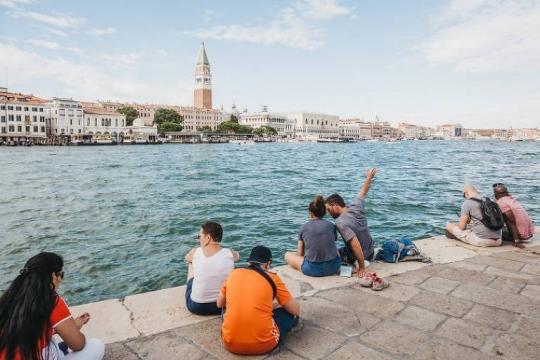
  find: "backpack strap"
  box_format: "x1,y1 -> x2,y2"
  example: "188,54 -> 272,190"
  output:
248,264 -> 277,299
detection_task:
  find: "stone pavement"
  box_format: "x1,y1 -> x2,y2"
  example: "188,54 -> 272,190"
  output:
101,242 -> 540,360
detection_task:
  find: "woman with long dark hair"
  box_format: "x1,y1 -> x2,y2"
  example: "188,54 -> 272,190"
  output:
284,195 -> 341,276
0,252 -> 104,360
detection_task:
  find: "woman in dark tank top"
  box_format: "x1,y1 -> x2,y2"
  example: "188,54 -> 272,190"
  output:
284,196 -> 341,277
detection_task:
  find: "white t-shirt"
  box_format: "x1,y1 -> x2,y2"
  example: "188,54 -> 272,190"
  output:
191,247 -> 234,303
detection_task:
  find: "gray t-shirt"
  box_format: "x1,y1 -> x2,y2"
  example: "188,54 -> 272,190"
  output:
299,219 -> 338,262
335,196 -> 375,259
461,197 -> 502,239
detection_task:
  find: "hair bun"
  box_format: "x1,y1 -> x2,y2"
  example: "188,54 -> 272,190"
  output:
19,268 -> 29,276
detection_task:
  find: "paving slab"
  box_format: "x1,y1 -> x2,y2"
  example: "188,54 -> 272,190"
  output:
123,286 -> 212,336
394,305 -> 447,331
174,318 -> 266,360
483,266 -> 540,284
451,283 -> 540,315
492,333 -> 540,360
316,288 -> 405,319
487,276 -> 526,294
325,341 -> 394,360
418,276 -> 460,294
435,317 -> 496,349
388,268 -> 431,285
297,296 -> 379,336
125,330 -> 207,360
409,290 -> 473,317
277,271 -> 314,297
71,299 -> 139,344
413,337 -> 492,360
364,260 -> 428,277
274,266 -> 357,291
514,315 -> 540,341
466,255 -> 525,272
447,261 -> 487,272
283,324 -> 347,359
264,349 -> 305,360
490,250 -> 540,264
415,236 -> 479,263
463,304 -> 517,331
360,320 -> 430,356
436,266 -> 495,285
103,343 -> 139,360
521,263 -> 540,275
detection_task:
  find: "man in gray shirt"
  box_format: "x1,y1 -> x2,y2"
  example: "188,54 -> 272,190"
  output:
446,185 -> 502,247
325,168 -> 376,277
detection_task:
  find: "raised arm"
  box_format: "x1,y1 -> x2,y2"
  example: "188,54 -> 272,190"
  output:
358,168 -> 377,199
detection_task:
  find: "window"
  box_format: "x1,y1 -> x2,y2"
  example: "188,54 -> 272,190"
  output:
9,125 -> 14,132
16,115 -> 21,122
8,106 -> 13,110
8,115 -> 14,121
0,105 -> 4,110
0,116 -> 4,122
17,126 -> 22,132
87,119 -> 90,126
40,116 -> 45,122
33,116 -> 37,122
39,108 -> 43,112
32,107 -> 37,111
115,119 -> 118,127
78,129 -> 81,134
33,126 -> 38,132
16,106 -> 21,111
41,126 -> 45,132
25,126 -> 30,132
70,119 -> 73,125
25,115 -> 30,122
1,126 -> 5,133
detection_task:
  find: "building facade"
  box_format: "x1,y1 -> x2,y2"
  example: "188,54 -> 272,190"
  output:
239,107 -> 295,137
287,112 -> 339,140
0,87 -> 49,144
47,98 -> 84,142
82,106 -> 127,142
194,42 -> 212,110
339,119 -> 373,140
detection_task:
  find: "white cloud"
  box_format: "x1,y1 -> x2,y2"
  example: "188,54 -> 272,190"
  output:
97,52 -> 145,69
188,0 -> 351,50
0,0 -> 32,8
9,10 -> 85,28
0,43 -> 187,103
26,38 -> 59,49
44,27 -> 69,37
87,27 -> 116,36
418,0 -> 540,72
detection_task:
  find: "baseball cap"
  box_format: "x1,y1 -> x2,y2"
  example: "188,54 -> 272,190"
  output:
247,245 -> 272,264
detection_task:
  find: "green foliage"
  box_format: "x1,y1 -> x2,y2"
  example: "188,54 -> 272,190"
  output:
117,106 -> 138,126
217,121 -> 252,134
197,125 -> 213,132
154,108 -> 184,126
158,122 -> 183,133
253,126 -> 278,137
154,108 -> 184,134
230,114 -> 239,123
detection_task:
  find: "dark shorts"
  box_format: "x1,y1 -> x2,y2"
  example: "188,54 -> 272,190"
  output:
273,308 -> 299,345
185,278 -> 221,316
339,245 -> 374,265
301,255 -> 341,277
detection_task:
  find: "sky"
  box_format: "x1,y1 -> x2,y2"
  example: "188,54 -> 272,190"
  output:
0,0 -> 539,128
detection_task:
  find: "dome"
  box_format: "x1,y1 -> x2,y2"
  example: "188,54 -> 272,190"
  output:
132,118 -> 145,127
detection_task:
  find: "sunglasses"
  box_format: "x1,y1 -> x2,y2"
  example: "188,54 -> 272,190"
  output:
492,183 -> 505,188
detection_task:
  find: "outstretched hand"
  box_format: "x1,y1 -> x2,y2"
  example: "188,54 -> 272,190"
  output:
366,168 -> 377,179
75,312 -> 90,329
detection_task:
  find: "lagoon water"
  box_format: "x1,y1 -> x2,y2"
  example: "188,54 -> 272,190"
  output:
1,141 -> 539,305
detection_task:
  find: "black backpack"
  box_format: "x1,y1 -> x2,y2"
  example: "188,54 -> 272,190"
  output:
470,197 -> 505,230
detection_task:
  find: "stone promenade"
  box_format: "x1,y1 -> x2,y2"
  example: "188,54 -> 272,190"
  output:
71,234 -> 540,360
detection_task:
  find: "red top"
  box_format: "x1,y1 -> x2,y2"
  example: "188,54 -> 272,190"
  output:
0,295 -> 72,360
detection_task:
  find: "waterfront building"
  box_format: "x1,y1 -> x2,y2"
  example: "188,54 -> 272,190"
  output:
436,123 -> 463,138
0,87 -> 49,144
287,112 -> 339,140
339,118 -> 373,140
398,122 -> 434,139
47,97 -> 84,143
169,105 -> 223,132
82,106 -> 127,142
239,106 -> 295,137
99,101 -> 155,127
194,42 -> 212,110
125,117 -> 158,143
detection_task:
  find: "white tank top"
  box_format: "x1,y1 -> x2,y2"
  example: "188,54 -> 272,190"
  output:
191,247 -> 234,303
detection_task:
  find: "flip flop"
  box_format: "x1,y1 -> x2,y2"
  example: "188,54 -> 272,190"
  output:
358,272 -> 378,287
371,276 -> 390,291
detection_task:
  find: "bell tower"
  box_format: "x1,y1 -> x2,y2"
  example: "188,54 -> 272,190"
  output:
194,42 -> 212,109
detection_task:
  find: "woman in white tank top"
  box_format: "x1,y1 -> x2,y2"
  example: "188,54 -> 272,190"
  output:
184,222 -> 239,315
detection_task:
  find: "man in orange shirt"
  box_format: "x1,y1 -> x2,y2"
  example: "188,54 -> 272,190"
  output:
217,246 -> 300,355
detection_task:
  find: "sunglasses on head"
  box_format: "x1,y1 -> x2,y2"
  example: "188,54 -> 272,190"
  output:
492,183 -> 505,188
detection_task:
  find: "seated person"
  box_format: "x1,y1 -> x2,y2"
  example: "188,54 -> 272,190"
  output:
493,183 -> 535,247
325,168 -> 377,277
217,246 -> 300,355
284,195 -> 341,277
0,252 -> 104,360
446,185 -> 502,247
184,221 -> 239,315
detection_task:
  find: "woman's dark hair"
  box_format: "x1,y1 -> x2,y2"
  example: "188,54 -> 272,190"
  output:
0,252 -> 64,360
309,195 -> 326,219
201,221 -> 223,242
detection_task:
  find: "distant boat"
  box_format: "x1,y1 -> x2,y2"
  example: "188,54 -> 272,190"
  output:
230,139 -> 255,145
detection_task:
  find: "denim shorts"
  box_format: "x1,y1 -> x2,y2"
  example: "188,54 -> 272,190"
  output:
301,255 -> 341,277
273,308 -> 299,345
185,278 -> 221,315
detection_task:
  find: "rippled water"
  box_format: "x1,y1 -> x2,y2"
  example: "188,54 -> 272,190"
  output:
1,141 -> 539,304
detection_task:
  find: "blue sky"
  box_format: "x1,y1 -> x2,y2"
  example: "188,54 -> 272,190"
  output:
0,0 -> 539,128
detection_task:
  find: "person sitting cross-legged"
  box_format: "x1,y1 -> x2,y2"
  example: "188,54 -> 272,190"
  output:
446,185 -> 502,247
493,183 -> 535,248
184,221 -> 239,315
284,195 -> 341,277
217,246 -> 300,355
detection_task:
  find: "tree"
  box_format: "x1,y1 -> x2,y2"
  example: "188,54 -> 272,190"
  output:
197,125 -> 213,132
117,106 -> 138,126
154,108 -> 184,134
230,114 -> 239,123
217,121 -> 252,134
253,126 -> 278,137
158,122 -> 183,133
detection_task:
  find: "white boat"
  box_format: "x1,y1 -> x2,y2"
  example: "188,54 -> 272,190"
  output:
230,139 -> 255,145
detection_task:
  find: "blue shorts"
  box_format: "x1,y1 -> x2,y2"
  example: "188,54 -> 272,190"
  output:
185,278 -> 221,315
273,308 -> 299,345
301,255 -> 341,277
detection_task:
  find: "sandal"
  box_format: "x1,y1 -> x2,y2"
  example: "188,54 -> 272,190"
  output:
358,272 -> 378,287
371,276 -> 390,291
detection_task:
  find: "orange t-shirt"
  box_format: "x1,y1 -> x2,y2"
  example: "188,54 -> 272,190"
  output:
220,268 -> 293,355
0,295 -> 71,360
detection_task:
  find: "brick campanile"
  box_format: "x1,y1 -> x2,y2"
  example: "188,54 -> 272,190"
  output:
194,42 -> 212,109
